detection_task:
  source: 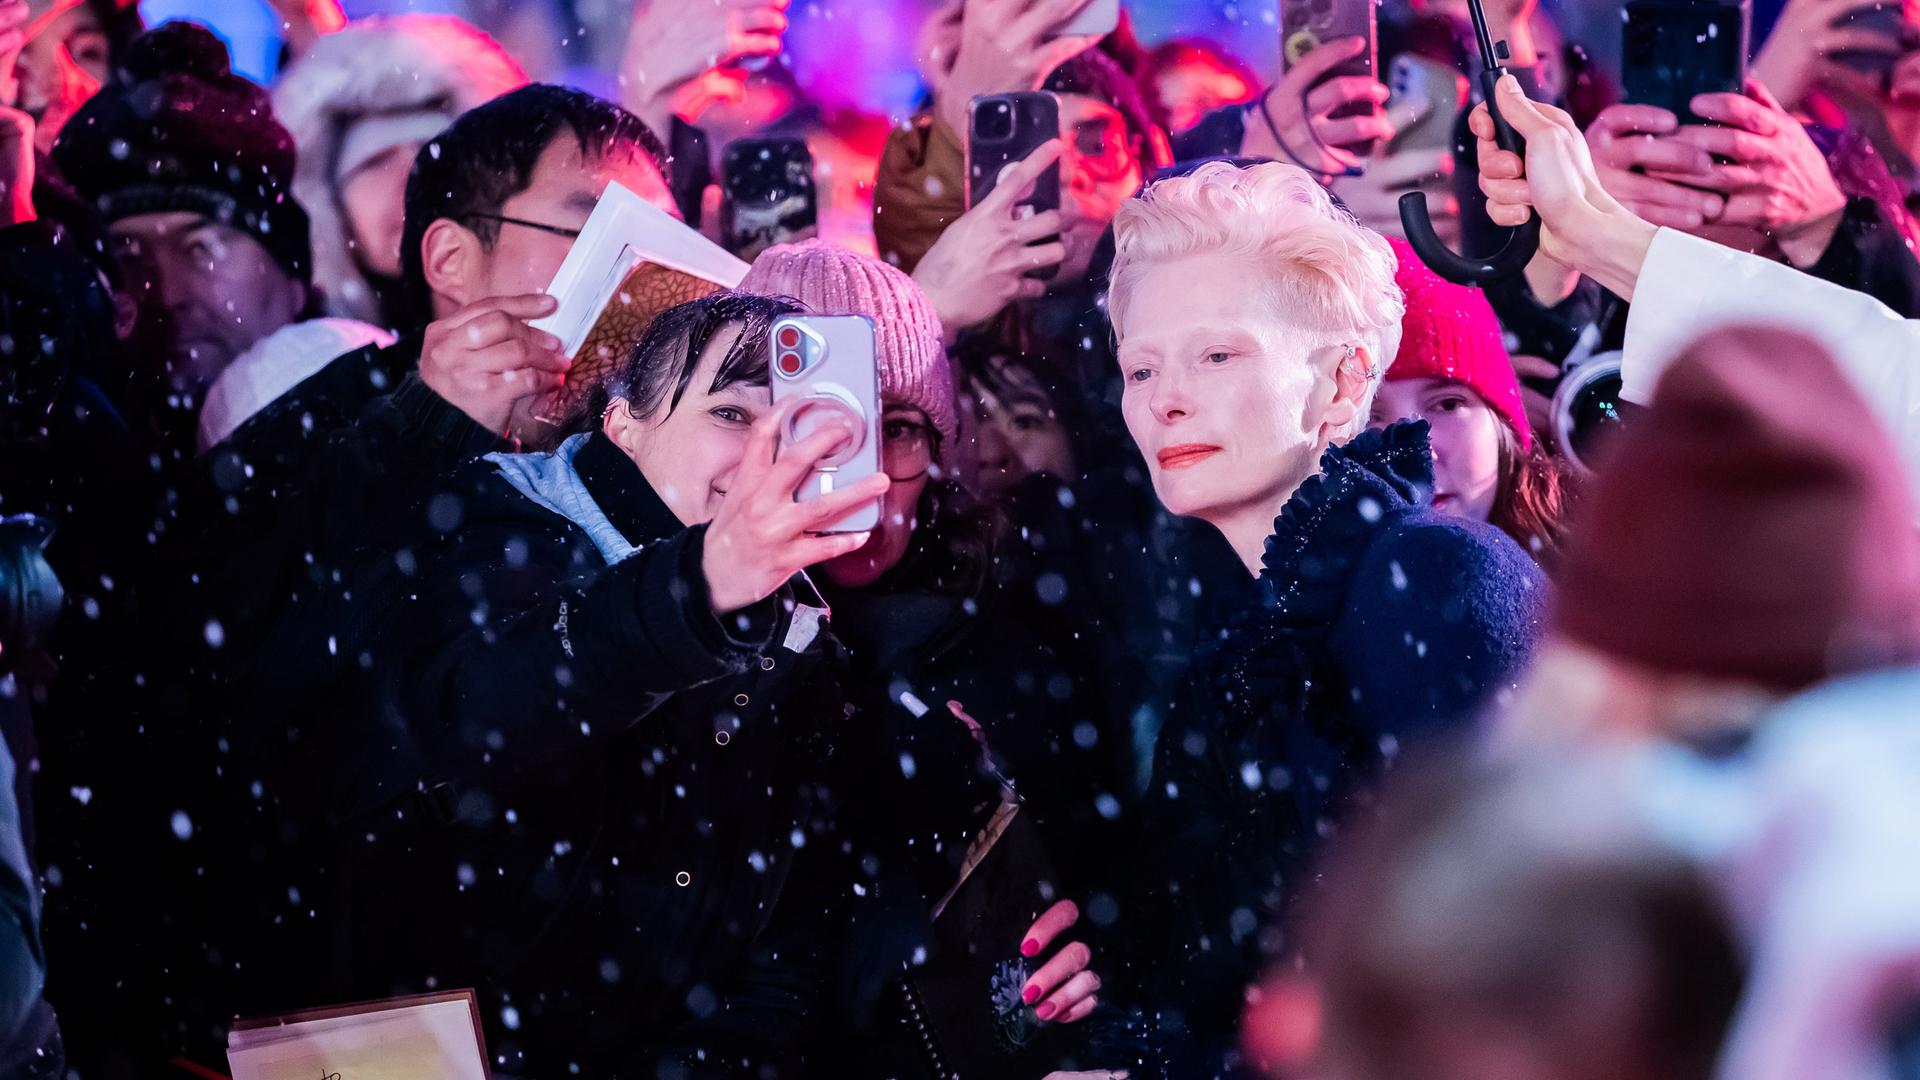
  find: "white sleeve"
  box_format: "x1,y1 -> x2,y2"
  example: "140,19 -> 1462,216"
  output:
1622,228 -> 1920,517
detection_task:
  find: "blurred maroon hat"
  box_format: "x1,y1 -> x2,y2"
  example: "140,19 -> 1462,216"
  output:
1553,326 -> 1920,691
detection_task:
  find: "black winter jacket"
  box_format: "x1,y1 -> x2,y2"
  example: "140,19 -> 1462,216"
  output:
1138,423 -> 1546,1078
225,432 -> 866,1077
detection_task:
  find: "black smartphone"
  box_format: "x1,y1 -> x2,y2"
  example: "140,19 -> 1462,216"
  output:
1280,0 -> 1379,151
967,91 -> 1061,279
1621,0 -> 1749,125
1832,2 -> 1918,82
720,136 -> 818,259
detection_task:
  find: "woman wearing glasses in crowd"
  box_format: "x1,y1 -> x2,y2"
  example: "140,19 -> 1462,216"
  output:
740,242 -> 1117,1074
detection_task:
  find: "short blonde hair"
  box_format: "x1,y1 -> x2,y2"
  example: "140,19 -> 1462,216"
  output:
1108,161 -> 1405,436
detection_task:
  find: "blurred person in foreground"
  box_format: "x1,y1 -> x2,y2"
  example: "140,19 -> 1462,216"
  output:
1288,671 -> 1920,1080
1281,748 -> 1745,1080
1106,158 -> 1544,1075
1500,325 -> 1920,751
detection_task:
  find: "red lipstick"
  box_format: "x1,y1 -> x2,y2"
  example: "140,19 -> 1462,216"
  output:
1157,444 -> 1222,470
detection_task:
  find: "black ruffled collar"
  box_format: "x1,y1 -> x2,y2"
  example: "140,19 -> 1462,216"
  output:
1192,421 -> 1434,739
1255,419 -> 1435,623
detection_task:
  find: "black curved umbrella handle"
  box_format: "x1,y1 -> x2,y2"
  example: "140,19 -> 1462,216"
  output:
1397,51 -> 1542,285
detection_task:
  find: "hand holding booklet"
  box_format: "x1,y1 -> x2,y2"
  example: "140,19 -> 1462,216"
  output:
529,181 -> 751,428
225,990 -> 489,1079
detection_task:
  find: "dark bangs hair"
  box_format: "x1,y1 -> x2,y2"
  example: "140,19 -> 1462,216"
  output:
1490,425 -> 1575,568
587,292 -> 801,425
399,84 -> 669,333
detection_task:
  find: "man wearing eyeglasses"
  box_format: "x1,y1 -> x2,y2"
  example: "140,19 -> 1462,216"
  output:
139,86 -> 681,1030
174,84 -> 679,665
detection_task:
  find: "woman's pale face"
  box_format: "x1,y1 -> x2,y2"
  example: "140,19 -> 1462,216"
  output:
605,325 -> 766,527
1117,254 -> 1335,527
1370,376 -> 1504,522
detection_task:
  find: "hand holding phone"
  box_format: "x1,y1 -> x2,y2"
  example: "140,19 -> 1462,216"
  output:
968,91 -> 1063,280
915,140 -> 1067,332
1244,38 -> 1392,173
1585,102 -> 1727,230
702,392 -> 890,615
1277,0 -> 1381,154
1662,82 -> 1848,258
770,315 -> 884,534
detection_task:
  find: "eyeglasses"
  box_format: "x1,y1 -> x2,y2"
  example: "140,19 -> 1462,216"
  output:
462,213 -> 583,240
1065,120 -> 1139,183
882,415 -> 938,481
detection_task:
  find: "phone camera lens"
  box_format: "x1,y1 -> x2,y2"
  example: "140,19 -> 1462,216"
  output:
777,326 -> 801,350
975,100 -> 1015,141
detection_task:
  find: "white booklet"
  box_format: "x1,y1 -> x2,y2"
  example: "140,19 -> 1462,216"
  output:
528,181 -> 750,427
532,181 -> 749,359
226,990 -> 489,1080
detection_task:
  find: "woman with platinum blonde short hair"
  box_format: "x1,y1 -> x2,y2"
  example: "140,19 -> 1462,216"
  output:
1113,160 -> 1547,1075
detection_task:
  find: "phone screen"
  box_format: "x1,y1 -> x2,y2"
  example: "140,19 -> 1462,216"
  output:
721,138 -> 818,259
1621,1 -> 1749,125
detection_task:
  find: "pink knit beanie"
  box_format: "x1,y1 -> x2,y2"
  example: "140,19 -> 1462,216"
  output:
1386,237 -> 1533,452
740,239 -> 958,469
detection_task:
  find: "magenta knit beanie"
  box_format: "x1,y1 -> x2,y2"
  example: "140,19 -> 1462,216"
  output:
740,239 -> 958,469
1385,237 -> 1533,452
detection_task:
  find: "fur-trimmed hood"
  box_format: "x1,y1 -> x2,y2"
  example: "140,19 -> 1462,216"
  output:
272,15 -> 526,327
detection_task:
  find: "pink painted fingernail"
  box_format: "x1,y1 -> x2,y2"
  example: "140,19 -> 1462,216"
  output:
1022,984 -> 1041,1004
1035,1001 -> 1057,1020
1020,938 -> 1039,957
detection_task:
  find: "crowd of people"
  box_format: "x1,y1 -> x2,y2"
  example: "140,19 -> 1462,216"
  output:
1,0 -> 1919,1076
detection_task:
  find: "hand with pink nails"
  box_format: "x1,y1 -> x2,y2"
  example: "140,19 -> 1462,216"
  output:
1018,898 -> 1101,1024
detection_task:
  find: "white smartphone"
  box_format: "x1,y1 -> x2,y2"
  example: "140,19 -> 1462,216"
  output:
771,314 -> 882,534
1056,0 -> 1120,37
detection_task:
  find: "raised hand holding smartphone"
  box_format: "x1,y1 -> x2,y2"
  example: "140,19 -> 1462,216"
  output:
769,315 -> 884,534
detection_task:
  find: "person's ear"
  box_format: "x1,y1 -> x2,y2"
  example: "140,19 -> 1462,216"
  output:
1319,344 -> 1373,439
420,217 -> 483,310
601,397 -> 649,460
